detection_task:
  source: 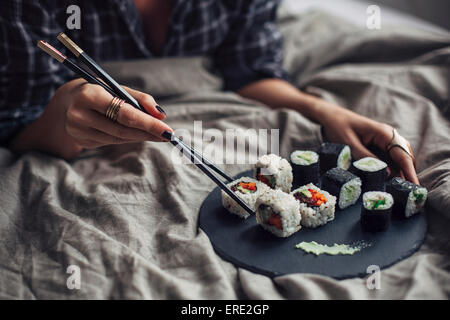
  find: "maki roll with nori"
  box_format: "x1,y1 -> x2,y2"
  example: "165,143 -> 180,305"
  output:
291,183 -> 336,228
255,189 -> 301,237
351,157 -> 388,193
290,150 -> 320,189
318,143 -> 352,175
386,177 -> 428,218
255,154 -> 293,193
221,177 -> 270,219
361,191 -> 393,232
321,167 -> 362,210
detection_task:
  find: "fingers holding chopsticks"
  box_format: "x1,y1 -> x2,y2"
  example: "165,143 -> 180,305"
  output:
64,79 -> 172,149
114,101 -> 172,141
122,86 -> 167,120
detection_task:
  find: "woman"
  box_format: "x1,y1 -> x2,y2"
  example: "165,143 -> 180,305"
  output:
0,0 -> 418,183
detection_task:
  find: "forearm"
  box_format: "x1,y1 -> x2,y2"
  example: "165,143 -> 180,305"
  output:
9,111 -> 83,160
237,78 -> 329,124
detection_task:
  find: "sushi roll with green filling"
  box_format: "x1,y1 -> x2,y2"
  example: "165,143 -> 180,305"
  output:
255,189 -> 301,237
351,157 -> 388,193
290,150 -> 320,189
221,177 -> 269,219
321,167 -> 362,210
318,143 -> 352,175
361,191 -> 393,232
254,154 -> 293,193
386,177 -> 427,218
291,183 -> 336,228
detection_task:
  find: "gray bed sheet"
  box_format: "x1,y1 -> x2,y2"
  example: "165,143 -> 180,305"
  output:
0,9 -> 449,299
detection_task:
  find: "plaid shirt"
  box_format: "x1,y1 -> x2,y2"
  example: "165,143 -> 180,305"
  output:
0,0 -> 285,145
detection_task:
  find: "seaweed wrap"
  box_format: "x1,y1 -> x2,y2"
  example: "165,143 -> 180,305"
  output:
221,177 -> 270,219
350,157 -> 388,193
386,177 -> 427,218
255,189 -> 301,237
291,183 -> 336,228
290,150 -> 320,189
318,143 -> 352,175
254,154 -> 293,193
360,191 -> 393,232
321,167 -> 362,210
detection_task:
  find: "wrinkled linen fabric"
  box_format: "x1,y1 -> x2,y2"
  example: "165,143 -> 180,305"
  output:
0,10 -> 449,299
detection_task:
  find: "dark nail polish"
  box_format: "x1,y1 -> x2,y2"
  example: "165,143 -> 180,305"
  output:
156,105 -> 166,115
162,131 -> 173,141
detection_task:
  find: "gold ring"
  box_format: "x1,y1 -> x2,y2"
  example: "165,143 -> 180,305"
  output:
105,97 -> 125,122
387,129 -> 414,160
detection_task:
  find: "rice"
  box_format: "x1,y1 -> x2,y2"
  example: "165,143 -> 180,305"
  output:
361,191 -> 393,232
339,179 -> 362,209
255,189 -> 301,237
386,177 -> 427,218
290,151 -> 319,166
363,192 -> 394,210
353,157 -> 387,172
337,145 -> 352,170
318,143 -> 352,174
405,186 -> 427,217
321,167 -> 362,210
254,154 -> 293,193
291,184 -> 336,228
221,177 -> 269,219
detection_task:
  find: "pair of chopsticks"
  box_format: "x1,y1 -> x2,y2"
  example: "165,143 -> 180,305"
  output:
37,33 -> 255,216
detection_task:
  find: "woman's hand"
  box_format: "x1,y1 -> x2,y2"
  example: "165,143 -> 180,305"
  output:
318,101 -> 419,184
10,78 -> 172,159
236,78 -> 419,184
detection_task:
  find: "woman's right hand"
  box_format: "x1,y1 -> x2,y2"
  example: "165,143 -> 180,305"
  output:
10,78 -> 173,159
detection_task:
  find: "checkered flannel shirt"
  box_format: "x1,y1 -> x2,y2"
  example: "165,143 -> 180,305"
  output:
0,0 -> 285,145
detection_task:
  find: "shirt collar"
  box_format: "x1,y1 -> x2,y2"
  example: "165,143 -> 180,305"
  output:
113,0 -> 185,57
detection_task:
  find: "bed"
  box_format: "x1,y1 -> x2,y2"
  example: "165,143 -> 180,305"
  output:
0,1 -> 449,299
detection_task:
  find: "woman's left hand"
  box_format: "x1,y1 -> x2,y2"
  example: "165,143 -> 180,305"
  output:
319,101 -> 419,184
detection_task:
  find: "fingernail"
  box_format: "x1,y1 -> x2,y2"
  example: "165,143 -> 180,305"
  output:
162,131 -> 173,141
156,105 -> 166,115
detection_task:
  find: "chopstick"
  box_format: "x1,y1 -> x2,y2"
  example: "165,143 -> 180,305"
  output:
55,33 -> 234,183
37,40 -> 117,98
162,131 -> 255,216
57,32 -> 145,113
38,37 -> 239,203
38,36 -> 248,214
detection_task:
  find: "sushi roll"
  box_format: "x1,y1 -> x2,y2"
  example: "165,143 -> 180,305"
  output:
254,154 -> 293,193
321,167 -> 362,210
291,183 -> 336,228
255,189 -> 301,237
290,150 -> 320,189
386,177 -> 428,218
351,157 -> 388,193
361,191 -> 393,232
221,177 -> 269,219
318,143 -> 352,175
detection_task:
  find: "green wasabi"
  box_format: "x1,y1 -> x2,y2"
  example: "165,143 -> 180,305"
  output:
295,241 -> 370,256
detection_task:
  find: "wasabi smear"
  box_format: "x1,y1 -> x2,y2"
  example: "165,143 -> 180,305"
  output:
295,241 -> 370,256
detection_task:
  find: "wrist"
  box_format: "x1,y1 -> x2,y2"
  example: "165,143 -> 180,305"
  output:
10,110 -> 82,159
294,95 -> 336,125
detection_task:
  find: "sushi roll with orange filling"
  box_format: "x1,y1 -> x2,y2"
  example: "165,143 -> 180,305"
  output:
291,184 -> 336,228
254,154 -> 293,193
255,189 -> 301,237
221,177 -> 269,219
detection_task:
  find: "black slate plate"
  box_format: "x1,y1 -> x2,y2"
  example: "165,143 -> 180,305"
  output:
199,171 -> 427,279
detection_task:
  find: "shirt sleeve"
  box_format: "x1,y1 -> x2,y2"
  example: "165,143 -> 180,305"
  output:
0,0 -> 69,146
214,0 -> 287,92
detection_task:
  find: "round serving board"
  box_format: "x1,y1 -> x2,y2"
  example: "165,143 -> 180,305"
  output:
199,171 -> 427,279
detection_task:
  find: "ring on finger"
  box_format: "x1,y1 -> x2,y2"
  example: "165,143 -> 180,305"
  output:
386,129 -> 415,161
105,97 -> 125,122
